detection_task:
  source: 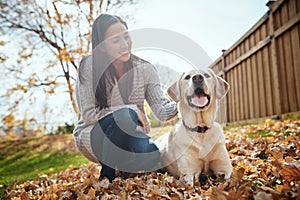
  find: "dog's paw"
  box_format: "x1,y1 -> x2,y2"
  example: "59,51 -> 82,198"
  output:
211,172 -> 231,181
181,174 -> 195,186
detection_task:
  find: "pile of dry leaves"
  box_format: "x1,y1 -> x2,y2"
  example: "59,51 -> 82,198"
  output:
5,118 -> 300,199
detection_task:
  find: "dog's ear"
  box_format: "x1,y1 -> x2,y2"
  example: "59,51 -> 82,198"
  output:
208,69 -> 230,99
216,76 -> 230,99
167,73 -> 185,102
167,81 -> 180,102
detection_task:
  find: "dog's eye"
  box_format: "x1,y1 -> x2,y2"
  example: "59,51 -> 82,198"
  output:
204,73 -> 210,78
185,75 -> 191,80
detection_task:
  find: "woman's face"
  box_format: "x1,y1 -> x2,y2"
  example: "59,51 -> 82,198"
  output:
104,22 -> 132,63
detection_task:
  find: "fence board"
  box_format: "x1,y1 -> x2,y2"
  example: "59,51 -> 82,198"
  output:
288,0 -> 297,19
262,46 -> 273,116
241,61 -> 248,120
278,4 -> 290,113
237,63 -> 244,120
261,24 -> 273,116
257,47 -> 267,117
246,58 -> 254,119
234,67 -> 239,121
228,69 -> 234,122
252,55 -> 260,118
290,25 -> 300,110
284,31 -> 297,111
276,36 -> 289,112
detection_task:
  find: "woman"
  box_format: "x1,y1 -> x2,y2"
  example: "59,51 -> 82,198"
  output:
73,14 -> 178,182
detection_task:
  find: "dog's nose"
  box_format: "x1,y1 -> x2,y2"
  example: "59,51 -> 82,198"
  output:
192,74 -> 204,84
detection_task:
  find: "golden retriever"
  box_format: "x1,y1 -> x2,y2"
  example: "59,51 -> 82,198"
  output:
155,68 -> 232,185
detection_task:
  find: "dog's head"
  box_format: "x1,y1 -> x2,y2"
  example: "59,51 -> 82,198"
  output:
168,68 -> 229,113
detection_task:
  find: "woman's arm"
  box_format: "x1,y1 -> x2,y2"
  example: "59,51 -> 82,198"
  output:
144,64 -> 178,121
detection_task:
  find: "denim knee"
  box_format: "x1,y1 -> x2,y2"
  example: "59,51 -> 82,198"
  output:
126,139 -> 161,172
129,135 -> 159,153
113,108 -> 138,134
114,108 -> 138,121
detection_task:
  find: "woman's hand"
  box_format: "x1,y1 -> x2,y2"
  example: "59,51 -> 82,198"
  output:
137,108 -> 151,133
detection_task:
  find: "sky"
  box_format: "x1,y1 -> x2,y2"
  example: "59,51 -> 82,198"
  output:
124,0 -> 270,73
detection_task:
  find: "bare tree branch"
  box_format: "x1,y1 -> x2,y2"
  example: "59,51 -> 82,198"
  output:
0,0 -> 138,133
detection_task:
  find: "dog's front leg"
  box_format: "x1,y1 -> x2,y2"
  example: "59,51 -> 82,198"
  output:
178,159 -> 203,186
209,144 -> 232,180
185,172 -> 202,185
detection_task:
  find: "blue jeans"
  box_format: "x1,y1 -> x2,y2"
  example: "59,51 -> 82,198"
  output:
90,108 -> 160,181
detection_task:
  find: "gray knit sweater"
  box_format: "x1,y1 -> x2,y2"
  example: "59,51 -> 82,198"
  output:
73,55 -> 178,162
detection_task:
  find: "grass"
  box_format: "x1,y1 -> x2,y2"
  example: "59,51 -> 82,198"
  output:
0,135 -> 89,189
0,151 -> 88,185
246,130 -> 274,139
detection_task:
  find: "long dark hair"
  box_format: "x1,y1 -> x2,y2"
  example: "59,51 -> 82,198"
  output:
80,14 -> 134,108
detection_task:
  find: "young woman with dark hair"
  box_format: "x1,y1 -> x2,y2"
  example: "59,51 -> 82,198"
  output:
73,14 -> 178,182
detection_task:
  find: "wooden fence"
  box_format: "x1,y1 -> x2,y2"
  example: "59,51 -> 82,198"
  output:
210,0 -> 300,123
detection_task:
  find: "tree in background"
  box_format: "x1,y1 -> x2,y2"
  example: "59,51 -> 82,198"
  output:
0,0 -> 137,136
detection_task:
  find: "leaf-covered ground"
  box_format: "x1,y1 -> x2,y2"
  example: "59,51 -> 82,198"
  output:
3,117 -> 300,200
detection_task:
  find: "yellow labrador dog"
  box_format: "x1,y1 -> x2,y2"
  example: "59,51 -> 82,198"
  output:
155,68 -> 232,185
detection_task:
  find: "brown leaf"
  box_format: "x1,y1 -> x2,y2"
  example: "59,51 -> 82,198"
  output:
210,188 -> 227,200
230,168 -> 245,185
281,161 -> 300,182
272,151 -> 283,159
286,149 -> 297,157
20,192 -> 30,200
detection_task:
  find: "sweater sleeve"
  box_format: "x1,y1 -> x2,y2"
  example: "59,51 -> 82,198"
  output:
144,64 -> 178,121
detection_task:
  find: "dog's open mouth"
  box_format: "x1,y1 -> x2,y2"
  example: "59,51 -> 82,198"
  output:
187,87 -> 210,109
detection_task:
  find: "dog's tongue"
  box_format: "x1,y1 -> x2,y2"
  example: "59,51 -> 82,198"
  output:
191,95 -> 208,107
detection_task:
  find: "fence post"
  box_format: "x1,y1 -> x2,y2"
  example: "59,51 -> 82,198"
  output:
267,1 -> 282,115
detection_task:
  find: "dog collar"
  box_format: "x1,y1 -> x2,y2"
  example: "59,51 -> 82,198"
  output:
183,121 -> 209,133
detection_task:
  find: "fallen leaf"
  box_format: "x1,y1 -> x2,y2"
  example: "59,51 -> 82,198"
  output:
20,192 -> 30,200
281,161 -> 300,182
87,187 -> 96,199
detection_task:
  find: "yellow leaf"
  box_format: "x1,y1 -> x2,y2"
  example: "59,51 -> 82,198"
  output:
51,193 -> 58,199
51,184 -> 58,193
275,184 -> 283,192
87,187 -> 96,199
77,193 -> 86,200
272,151 -> 283,159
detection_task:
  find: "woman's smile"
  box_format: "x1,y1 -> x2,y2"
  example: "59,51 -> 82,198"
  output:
104,22 -> 132,63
